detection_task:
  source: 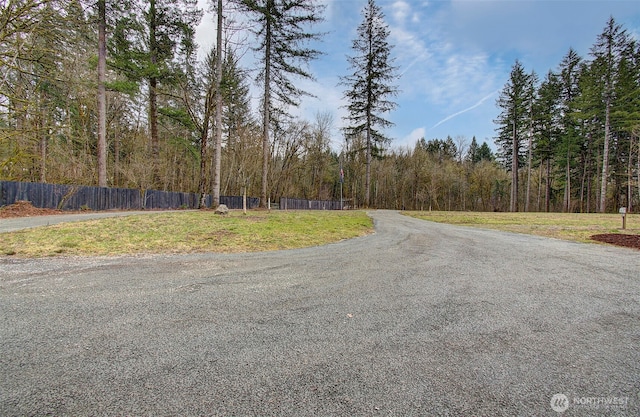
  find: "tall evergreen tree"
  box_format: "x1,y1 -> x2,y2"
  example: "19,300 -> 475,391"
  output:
590,17 -> 628,212
221,47 -> 254,144
495,60 -> 534,212
557,48 -> 582,212
94,0 -> 131,188
240,0 -> 324,207
220,45 -> 256,196
110,0 -> 201,188
524,70 -> 538,212
611,38 -> 640,211
467,136 -> 479,164
533,69 -> 561,212
477,142 -> 494,162
341,0 -> 398,208
467,137 -> 494,164
212,0 -> 224,208
572,60 -> 603,213
97,0 -> 107,187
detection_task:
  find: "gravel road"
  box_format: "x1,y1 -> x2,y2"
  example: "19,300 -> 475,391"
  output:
1,210 -> 639,416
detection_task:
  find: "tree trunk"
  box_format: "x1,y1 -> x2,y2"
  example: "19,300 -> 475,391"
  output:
545,158 -> 551,212
365,123 -> 371,208
627,139 -> 632,212
198,108 -> 211,207
589,145 -> 598,214
149,77 -> 159,187
599,93 -> 611,213
510,120 -> 518,212
564,149 -> 571,212
212,0 -> 223,208
525,137 -> 531,211
149,0 -> 160,188
537,160 -> 542,211
260,3 -> 272,208
525,108 -> 533,212
97,0 -> 107,187
114,120 -> 120,187
40,106 -> 47,183
580,152 -> 587,213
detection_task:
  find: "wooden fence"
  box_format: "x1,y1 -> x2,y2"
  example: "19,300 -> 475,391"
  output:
0,181 -> 259,211
279,197 -> 343,210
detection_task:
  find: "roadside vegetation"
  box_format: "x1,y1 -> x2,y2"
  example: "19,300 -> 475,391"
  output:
2,2 -> 638,216
404,211 -> 639,244
0,211 -> 373,257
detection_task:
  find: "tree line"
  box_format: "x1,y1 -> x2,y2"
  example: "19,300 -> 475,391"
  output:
1,1 -> 638,212
495,18 -> 639,213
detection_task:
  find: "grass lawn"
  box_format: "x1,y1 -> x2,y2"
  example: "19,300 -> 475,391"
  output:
403,211 -> 639,243
0,210 -> 373,257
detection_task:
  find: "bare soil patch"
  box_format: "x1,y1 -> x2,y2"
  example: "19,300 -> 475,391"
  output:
591,233 -> 640,250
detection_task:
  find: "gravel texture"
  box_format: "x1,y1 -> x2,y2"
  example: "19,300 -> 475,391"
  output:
1,210 -> 639,416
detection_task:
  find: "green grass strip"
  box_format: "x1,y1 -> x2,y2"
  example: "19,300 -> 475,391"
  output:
404,211 -> 639,243
1,210 -> 373,257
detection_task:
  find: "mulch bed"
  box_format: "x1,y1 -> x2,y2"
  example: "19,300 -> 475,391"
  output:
0,201 -> 66,218
591,234 -> 640,250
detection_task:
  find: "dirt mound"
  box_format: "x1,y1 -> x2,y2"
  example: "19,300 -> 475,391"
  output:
0,201 -> 63,218
591,233 -> 640,250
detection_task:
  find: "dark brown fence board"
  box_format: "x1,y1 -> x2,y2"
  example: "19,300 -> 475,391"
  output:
0,181 -> 258,211
279,197 -> 342,210
220,195 -> 259,210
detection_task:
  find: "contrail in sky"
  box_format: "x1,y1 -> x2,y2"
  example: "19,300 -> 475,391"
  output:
430,89 -> 500,130
400,53 -> 427,77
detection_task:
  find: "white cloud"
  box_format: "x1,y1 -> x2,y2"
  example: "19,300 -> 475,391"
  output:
392,30 -> 424,54
391,0 -> 411,24
391,26 -> 431,77
195,3 -> 215,59
400,127 -> 425,148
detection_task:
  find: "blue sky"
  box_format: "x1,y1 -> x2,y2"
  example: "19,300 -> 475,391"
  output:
197,0 -> 640,152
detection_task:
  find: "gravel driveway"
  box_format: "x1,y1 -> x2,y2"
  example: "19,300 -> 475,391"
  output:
1,210 -> 639,416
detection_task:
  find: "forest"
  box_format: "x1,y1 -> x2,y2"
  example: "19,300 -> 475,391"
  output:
1,0 -> 639,212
